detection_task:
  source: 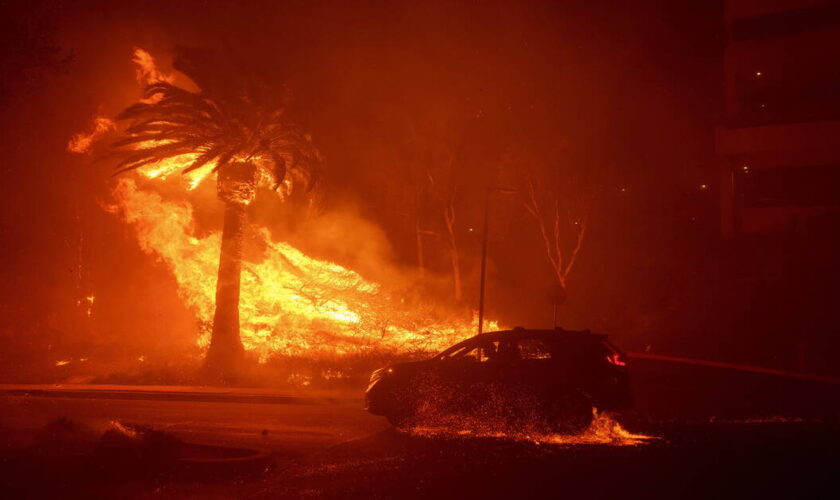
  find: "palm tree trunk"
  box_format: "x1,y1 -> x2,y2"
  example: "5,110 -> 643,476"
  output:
206,201 -> 246,374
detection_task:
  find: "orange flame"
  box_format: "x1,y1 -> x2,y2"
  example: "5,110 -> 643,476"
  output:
67,117 -> 115,153
110,177 -> 489,360
132,145 -> 215,190
132,47 -> 174,87
74,48 -> 494,360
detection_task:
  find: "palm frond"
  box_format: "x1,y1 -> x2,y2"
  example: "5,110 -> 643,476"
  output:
182,144 -> 226,174
116,102 -> 155,121
111,157 -> 167,176
112,68 -> 320,191
111,132 -> 197,148
113,140 -> 202,171
269,152 -> 286,190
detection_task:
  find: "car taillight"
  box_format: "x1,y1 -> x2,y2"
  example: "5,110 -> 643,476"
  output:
606,352 -> 626,366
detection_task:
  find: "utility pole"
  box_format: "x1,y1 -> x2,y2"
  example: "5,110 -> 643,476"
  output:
477,187 -> 517,335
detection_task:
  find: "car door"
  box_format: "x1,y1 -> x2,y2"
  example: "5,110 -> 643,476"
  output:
510,337 -> 558,399
434,338 -> 503,413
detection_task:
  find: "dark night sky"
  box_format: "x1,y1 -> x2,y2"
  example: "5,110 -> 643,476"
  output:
0,0 -> 726,371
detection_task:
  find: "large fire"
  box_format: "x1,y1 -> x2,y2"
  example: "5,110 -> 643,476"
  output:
108,177 -> 486,360
78,48 -> 494,361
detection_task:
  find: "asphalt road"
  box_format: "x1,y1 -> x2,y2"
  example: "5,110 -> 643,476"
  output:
0,385 -> 385,454
1,385 -> 838,499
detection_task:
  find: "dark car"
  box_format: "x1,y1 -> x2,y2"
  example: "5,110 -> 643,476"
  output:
365,327 -> 631,433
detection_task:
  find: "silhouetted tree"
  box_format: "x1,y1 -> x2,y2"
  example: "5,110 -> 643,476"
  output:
520,172 -> 591,309
408,109 -> 466,303
500,149 -> 593,324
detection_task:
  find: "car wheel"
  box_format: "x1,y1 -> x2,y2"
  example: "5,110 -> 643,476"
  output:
386,411 -> 414,430
500,385 -> 542,432
385,414 -> 409,430
544,389 -> 593,435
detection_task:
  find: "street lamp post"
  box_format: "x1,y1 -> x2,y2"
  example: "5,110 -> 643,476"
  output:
477,187 -> 517,335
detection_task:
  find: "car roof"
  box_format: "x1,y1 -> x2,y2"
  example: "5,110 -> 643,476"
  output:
471,327 -> 608,343
432,327 -> 613,360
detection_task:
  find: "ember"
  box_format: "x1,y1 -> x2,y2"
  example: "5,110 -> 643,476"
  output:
410,410 -> 655,446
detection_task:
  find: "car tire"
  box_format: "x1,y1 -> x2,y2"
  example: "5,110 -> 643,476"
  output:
498,384 -> 541,431
544,389 -> 593,435
386,411 -> 413,430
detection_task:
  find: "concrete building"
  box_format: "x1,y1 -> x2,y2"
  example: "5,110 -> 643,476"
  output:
717,0 -> 840,237
715,1 -> 840,376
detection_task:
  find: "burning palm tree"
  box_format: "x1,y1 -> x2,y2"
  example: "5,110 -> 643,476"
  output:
112,64 -> 319,377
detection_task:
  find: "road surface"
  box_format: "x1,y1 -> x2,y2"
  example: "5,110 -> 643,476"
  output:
1,384 -> 838,499
0,384 -> 384,454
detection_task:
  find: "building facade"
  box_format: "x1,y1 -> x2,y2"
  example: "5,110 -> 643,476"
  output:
715,1 -> 840,376
718,0 -> 840,237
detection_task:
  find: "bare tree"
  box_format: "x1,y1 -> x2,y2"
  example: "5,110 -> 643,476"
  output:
503,150 -> 593,324
407,109 -> 466,303
406,165 -> 438,281
425,160 -> 463,302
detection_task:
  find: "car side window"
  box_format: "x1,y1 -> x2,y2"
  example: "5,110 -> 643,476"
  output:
440,344 -> 471,360
460,345 -> 481,361
443,340 -> 501,362
516,338 -> 552,360
478,341 -> 501,362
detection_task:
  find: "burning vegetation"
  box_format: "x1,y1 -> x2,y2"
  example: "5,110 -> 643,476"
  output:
71,48 -> 495,376
108,177 -> 486,361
